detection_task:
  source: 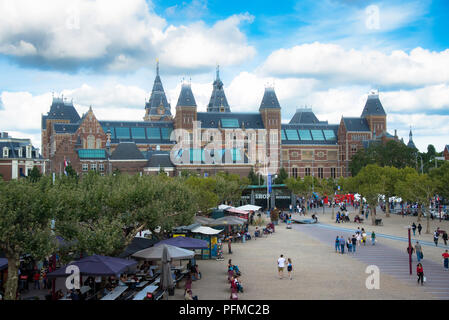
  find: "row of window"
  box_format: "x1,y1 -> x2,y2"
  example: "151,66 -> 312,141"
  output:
282,129 -> 336,141
101,127 -> 173,140
82,163 -> 105,172
291,167 -> 337,179
3,146 -> 35,158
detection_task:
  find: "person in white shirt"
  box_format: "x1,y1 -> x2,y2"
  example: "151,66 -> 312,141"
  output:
277,254 -> 286,279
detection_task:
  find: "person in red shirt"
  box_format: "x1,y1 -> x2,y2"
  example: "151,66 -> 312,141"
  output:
442,250 -> 449,270
33,272 -> 41,290
416,263 -> 424,285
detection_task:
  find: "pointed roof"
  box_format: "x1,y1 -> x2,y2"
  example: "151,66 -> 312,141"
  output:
259,87 -> 281,110
176,83 -> 197,107
361,91 -> 386,117
289,108 -> 321,124
145,62 -> 172,116
43,96 -> 81,126
407,128 -> 417,149
207,66 -> 230,112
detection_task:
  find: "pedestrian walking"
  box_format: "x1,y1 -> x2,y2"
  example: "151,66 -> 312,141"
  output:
287,258 -> 293,280
335,236 -> 340,253
362,231 -> 367,246
351,235 -> 357,254
443,232 -> 448,246
33,271 -> 40,290
371,231 -> 376,245
434,230 -> 439,246
442,250 -> 449,271
415,241 -> 423,262
356,232 -> 362,246
347,237 -> 353,253
277,254 -> 286,279
339,236 -> 345,254
417,224 -> 422,235
411,223 -> 417,236
228,236 -> 233,254
416,263 -> 424,285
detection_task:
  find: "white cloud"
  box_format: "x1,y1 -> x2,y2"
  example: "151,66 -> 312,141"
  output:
259,42 -> 449,88
61,84 -> 147,110
0,0 -> 255,72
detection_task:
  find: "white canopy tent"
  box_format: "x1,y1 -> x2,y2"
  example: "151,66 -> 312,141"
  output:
191,226 -> 223,235
218,204 -> 233,210
236,205 -> 262,212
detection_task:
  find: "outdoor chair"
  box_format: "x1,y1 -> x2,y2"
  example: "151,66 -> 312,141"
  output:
375,219 -> 383,226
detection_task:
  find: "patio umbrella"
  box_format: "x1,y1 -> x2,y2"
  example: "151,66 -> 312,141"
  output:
46,254 -> 137,278
155,237 -> 208,250
161,246 -> 174,298
132,244 -> 195,261
118,237 -> 158,258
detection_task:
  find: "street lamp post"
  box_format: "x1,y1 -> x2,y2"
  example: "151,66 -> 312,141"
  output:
408,226 -> 412,275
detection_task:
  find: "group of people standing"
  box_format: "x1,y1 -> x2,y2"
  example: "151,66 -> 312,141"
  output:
334,228 -> 375,254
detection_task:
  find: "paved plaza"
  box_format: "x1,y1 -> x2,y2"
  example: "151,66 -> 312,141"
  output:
175,208 -> 449,300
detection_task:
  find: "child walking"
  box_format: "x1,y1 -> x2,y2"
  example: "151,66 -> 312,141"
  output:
287,258 -> 293,280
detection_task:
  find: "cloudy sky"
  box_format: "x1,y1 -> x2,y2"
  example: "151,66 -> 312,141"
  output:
1,0 -> 448,152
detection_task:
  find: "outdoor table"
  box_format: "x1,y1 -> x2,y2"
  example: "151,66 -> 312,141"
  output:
136,281 -> 149,288
132,285 -> 159,300
100,286 -> 128,300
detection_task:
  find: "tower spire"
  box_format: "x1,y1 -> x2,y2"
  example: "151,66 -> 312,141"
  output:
156,58 -> 159,77
216,64 -> 220,80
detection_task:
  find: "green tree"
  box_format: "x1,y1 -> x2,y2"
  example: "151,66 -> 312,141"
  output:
429,162 -> 449,199
0,178 -> 56,300
65,164 -> 78,179
396,172 -> 435,233
28,166 -> 42,182
185,176 -> 219,214
274,167 -> 288,184
349,140 -> 416,176
353,165 -> 385,225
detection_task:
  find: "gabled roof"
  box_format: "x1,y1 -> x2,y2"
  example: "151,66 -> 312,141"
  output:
197,112 -> 265,129
361,92 -> 386,117
176,83 -> 197,107
289,108 -> 323,124
342,117 -> 371,132
207,66 -> 230,113
259,87 -> 281,110
110,142 -> 145,160
445,145 -> 449,152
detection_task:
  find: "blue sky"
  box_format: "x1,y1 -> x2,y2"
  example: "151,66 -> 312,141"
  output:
0,0 -> 448,152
